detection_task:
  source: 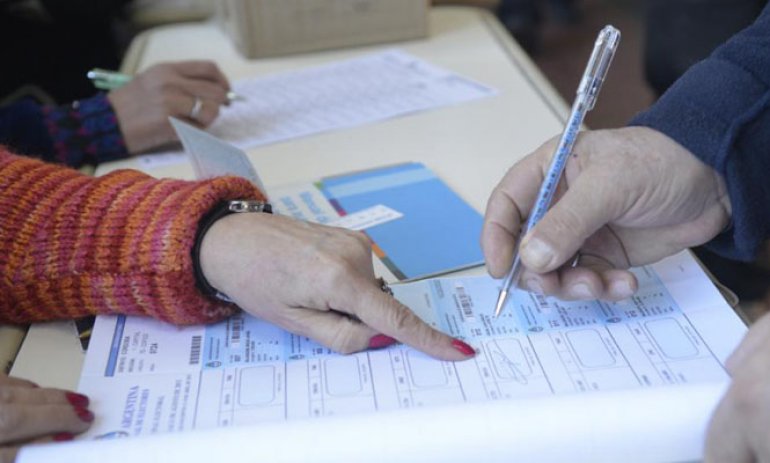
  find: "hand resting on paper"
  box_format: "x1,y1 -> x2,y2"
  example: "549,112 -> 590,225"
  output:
108,61 -> 232,154
0,374 -> 92,463
199,212 -> 477,361
481,127 -> 732,301
705,311 -> 770,462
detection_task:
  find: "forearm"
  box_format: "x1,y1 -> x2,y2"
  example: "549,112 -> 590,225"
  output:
631,3 -> 770,260
0,148 -> 264,325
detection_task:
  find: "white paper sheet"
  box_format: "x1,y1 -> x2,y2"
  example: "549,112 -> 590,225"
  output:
20,381 -> 725,463
134,49 -> 496,169
16,251 -> 746,462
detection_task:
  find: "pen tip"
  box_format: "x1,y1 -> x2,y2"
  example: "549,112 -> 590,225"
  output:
494,290 -> 508,318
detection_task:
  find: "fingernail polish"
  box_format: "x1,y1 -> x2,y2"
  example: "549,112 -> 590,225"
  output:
522,238 -> 554,269
65,392 -> 90,408
368,334 -> 398,349
451,339 -> 476,357
74,407 -> 95,423
53,432 -> 75,442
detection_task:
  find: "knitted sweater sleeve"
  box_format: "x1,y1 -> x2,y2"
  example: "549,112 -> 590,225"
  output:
630,3 -> 770,261
0,147 -> 265,325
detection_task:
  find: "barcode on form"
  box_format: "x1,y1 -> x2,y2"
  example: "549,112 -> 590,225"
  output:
189,335 -> 202,365
230,317 -> 243,347
456,285 -> 475,320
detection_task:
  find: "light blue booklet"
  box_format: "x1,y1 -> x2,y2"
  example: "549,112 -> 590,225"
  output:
271,162 -> 484,280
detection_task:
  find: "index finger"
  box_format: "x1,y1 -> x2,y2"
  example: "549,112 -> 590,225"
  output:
338,277 -> 475,361
172,60 -> 230,90
481,141 -> 553,277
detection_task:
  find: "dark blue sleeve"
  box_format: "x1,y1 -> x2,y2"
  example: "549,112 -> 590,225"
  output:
43,93 -> 129,166
0,94 -> 129,168
631,3 -> 770,262
0,99 -> 55,160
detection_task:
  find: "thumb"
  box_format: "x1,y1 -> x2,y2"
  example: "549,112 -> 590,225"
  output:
519,172 -> 619,272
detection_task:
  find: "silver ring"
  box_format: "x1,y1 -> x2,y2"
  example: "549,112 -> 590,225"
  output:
189,96 -> 203,120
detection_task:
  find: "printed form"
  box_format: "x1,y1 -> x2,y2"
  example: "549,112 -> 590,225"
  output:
77,250 -> 745,440
137,49 -> 495,170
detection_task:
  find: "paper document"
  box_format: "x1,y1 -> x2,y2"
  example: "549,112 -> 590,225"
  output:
271,162 -> 485,281
170,117 -> 267,195
55,251 -> 744,463
136,50 -> 495,169
151,120 -> 484,282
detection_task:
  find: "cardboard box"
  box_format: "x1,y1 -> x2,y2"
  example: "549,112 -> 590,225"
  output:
218,0 -> 429,58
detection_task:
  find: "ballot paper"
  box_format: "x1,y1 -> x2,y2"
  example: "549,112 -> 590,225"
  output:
18,251 -> 746,463
136,49 -> 495,170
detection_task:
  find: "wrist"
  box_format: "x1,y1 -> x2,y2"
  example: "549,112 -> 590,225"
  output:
193,200 -> 272,302
713,170 -> 733,230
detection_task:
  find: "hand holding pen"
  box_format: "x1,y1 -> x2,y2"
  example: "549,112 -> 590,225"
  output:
98,61 -> 242,154
483,26 -> 621,316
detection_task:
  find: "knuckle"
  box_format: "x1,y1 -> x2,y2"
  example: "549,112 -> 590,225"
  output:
161,94 -> 177,109
549,206 -> 585,236
385,304 -> 415,333
329,326 -> 359,355
0,408 -> 21,434
349,230 -> 371,249
159,81 -> 177,94
325,258 -> 356,287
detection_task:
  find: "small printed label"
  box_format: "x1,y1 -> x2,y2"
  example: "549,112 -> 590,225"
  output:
328,205 -> 403,231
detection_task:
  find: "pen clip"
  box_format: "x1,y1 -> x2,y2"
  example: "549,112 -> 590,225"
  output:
577,25 -> 621,110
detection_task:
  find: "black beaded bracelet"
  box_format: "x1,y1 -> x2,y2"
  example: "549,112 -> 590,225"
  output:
192,200 -> 272,302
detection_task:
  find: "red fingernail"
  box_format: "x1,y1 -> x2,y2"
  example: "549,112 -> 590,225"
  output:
451,339 -> 476,357
65,392 -> 90,408
368,334 -> 398,349
74,407 -> 94,423
53,432 -> 75,442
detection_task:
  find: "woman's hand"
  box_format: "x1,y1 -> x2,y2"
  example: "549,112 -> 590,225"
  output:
108,61 -> 231,154
199,213 -> 477,361
0,375 -> 93,463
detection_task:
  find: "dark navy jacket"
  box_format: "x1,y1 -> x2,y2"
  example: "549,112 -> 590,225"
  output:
632,3 -> 770,261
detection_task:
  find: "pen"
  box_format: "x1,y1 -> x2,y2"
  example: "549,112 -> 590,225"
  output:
493,25 -> 620,317
86,68 -> 245,102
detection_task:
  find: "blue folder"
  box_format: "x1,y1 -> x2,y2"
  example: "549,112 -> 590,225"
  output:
317,162 -> 484,280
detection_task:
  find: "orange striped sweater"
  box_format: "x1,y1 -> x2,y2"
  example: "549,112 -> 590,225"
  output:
0,147 -> 264,325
